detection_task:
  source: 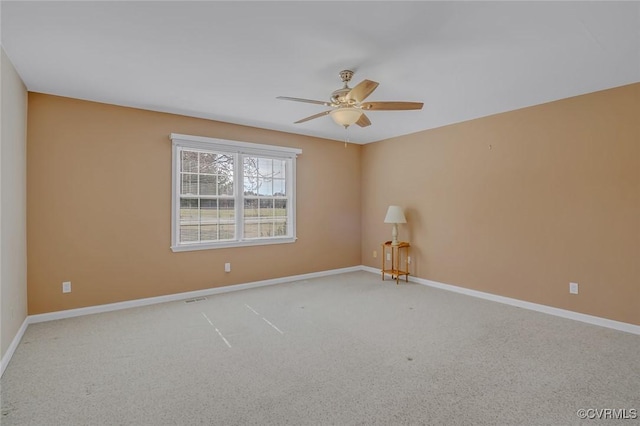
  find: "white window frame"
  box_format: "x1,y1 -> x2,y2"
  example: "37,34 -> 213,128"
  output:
170,133 -> 302,252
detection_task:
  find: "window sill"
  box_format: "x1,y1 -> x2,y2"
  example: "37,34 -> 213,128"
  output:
171,237 -> 297,252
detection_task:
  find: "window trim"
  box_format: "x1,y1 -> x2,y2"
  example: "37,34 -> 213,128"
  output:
170,133 -> 302,252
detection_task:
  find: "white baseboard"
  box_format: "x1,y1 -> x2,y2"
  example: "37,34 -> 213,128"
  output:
361,265 -> 639,335
361,265 -> 382,275
414,276 -> 640,335
1,316 -> 29,377
28,265 -> 362,324
2,265 -> 361,377
3,264 -> 637,378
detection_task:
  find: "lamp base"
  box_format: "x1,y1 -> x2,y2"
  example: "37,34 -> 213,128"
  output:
391,224 -> 399,246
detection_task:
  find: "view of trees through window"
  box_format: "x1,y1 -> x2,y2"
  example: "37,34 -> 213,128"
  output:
243,157 -> 288,238
179,150 -> 288,243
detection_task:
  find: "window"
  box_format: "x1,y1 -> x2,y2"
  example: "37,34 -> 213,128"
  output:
170,133 -> 301,251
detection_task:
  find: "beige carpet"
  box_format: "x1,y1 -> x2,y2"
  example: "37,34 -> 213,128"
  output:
1,271 -> 638,425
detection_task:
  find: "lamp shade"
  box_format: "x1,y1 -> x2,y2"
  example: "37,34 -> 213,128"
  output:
384,205 -> 406,224
330,107 -> 362,127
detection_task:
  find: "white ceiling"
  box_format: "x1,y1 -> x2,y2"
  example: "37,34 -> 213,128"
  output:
2,1 -> 639,144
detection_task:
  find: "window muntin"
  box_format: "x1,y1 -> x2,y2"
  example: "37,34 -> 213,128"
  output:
179,150 -> 235,243
170,134 -> 300,251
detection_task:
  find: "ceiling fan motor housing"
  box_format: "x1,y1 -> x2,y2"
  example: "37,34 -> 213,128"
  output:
331,87 -> 354,105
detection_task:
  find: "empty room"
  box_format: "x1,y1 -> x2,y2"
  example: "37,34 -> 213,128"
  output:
1,1 -> 638,425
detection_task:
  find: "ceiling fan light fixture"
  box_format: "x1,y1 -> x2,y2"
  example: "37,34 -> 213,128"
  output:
330,107 -> 362,127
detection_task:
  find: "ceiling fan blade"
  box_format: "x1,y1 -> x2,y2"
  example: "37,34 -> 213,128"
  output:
277,96 -> 331,106
294,110 -> 332,124
346,80 -> 379,103
356,113 -> 371,127
361,101 -> 424,111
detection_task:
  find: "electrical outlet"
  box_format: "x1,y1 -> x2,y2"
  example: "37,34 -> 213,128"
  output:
373,250 -> 377,258
408,256 -> 411,264
224,263 -> 231,273
62,281 -> 71,293
386,253 -> 391,261
569,282 -> 578,294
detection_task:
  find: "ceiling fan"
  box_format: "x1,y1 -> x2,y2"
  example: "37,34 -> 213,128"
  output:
277,70 -> 423,128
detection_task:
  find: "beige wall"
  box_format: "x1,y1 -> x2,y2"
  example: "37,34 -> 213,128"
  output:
27,94 -> 361,314
25,84 -> 640,325
362,83 -> 639,325
1,48 -> 29,359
